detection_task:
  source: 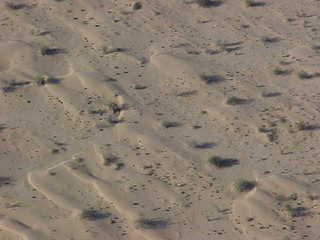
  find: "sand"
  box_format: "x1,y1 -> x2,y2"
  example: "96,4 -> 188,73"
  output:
1,0 -> 320,239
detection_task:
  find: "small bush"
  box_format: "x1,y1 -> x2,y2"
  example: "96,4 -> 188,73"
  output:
295,121 -> 318,131
209,156 -> 239,168
0,124 -> 6,132
273,67 -> 290,76
261,92 -> 281,98
2,86 -> 16,93
6,2 -> 27,10
2,80 -> 30,93
298,71 -> 313,79
216,41 -> 242,52
108,103 -> 122,114
36,74 -> 47,86
102,154 -> 118,166
285,205 -> 308,218
89,109 -> 106,115
244,0 -> 265,7
200,74 -> 224,84
195,0 -> 223,7
260,36 -> 279,44
114,162 -> 125,170
244,0 -> 254,7
266,129 -> 277,142
132,84 -> 147,90
226,96 -> 247,105
108,116 -> 123,125
47,77 -> 61,84
191,141 -> 215,149
102,47 -> 127,55
132,2 -> 142,10
41,47 -> 66,56
275,194 -> 290,202
104,77 -> 117,82
176,90 -> 197,97
161,121 -> 180,128
0,176 -> 13,187
234,179 -> 256,192
81,209 -> 110,221
136,218 -> 168,229
36,75 -> 61,86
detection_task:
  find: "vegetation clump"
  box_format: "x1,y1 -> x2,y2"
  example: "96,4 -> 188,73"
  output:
195,0 -> 223,7
285,205 -> 308,218
298,71 -> 313,79
0,176 -> 13,187
226,96 -> 248,105
102,47 -> 127,55
234,179 -> 256,192
102,154 -> 118,166
244,0 -> 265,7
191,141 -> 215,149
41,47 -> 66,56
161,121 -> 180,128
208,156 -> 239,168
273,67 -> 290,76
81,209 -> 110,221
200,74 -> 224,84
260,36 -> 279,44
136,218 -> 168,229
295,121 -> 318,131
132,2 -> 142,10
6,2 -> 27,10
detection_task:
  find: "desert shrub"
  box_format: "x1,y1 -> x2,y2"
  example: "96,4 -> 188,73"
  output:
235,179 -> 256,192
176,90 -> 197,97
244,0 -> 265,7
260,36 -> 279,44
195,0 -> 223,7
108,103 -> 122,114
0,176 -> 13,187
102,154 -> 118,166
295,121 -> 318,131
81,209 -> 110,221
36,74 -> 47,86
136,218 -> 168,229
285,205 -> 308,217
208,156 -> 239,168
41,47 -> 66,56
161,121 -> 180,128
132,2 -> 142,10
261,92 -> 281,98
312,45 -> 320,51
191,141 -> 215,149
226,96 -> 247,105
132,84 -> 147,90
102,47 -> 127,55
298,71 -> 313,79
273,67 -> 290,76
6,2 -> 26,10
200,74 -> 224,84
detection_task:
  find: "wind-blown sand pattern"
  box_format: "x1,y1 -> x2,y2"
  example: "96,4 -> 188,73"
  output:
1,0 -> 320,239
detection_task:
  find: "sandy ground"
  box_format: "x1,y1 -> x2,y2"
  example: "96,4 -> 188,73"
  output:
1,0 -> 320,239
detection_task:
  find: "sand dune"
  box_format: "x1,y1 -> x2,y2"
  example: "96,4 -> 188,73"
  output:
1,0 -> 320,239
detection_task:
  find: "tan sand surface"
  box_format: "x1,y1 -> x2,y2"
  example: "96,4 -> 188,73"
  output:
1,0 -> 320,239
